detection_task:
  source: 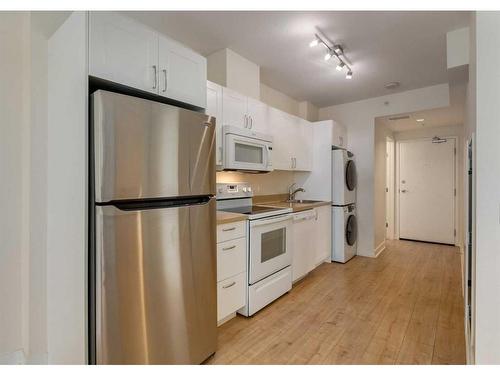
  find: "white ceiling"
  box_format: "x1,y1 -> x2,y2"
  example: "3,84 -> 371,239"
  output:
125,11 -> 470,107
377,82 -> 466,132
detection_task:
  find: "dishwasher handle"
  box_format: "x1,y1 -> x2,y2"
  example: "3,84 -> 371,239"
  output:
292,209 -> 316,222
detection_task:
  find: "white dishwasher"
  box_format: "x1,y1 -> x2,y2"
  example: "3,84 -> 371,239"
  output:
291,209 -> 317,282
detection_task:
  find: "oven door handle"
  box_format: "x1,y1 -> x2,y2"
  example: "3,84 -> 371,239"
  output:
250,214 -> 292,227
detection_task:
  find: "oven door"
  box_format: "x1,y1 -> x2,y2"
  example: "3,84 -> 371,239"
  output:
224,133 -> 272,172
249,214 -> 292,284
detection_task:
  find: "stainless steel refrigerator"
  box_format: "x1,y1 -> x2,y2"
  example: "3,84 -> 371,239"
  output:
90,90 -> 217,364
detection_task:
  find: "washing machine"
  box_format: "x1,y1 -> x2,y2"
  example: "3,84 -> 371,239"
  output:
332,203 -> 357,263
332,149 -> 356,205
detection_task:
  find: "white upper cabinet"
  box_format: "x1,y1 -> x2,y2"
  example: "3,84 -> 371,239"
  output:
206,81 -> 223,166
332,120 -> 347,148
269,107 -> 294,170
246,97 -> 269,133
269,108 -> 312,172
221,88 -> 269,132
294,119 -> 313,171
89,12 -> 158,94
222,87 -> 247,129
89,12 -> 207,108
158,36 -> 207,108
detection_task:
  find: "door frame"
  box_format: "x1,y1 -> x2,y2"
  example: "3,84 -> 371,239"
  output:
395,136 -> 458,246
385,136 -> 395,240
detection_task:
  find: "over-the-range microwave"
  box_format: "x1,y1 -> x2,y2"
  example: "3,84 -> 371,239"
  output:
223,126 -> 273,173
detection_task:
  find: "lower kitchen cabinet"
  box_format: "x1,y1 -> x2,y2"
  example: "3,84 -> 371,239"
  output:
313,205 -> 332,266
217,272 -> 246,322
216,220 -> 247,325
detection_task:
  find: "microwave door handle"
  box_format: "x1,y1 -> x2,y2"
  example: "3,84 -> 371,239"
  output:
251,214 -> 292,227
265,145 -> 271,168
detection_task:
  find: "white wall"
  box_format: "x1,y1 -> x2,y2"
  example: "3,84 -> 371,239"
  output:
0,11 -> 31,364
207,48 -> 260,99
46,12 -> 88,364
373,122 -> 393,252
319,84 -> 450,257
474,11 -> 500,365
28,14 -> 49,364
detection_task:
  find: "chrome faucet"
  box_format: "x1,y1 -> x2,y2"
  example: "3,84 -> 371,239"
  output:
287,183 -> 306,202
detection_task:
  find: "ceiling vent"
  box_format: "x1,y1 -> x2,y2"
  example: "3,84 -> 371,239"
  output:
388,115 -> 410,121
384,81 -> 401,90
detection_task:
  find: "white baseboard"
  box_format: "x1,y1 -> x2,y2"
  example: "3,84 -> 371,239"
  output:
374,241 -> 386,258
27,352 -> 48,364
0,349 -> 26,365
217,312 -> 237,327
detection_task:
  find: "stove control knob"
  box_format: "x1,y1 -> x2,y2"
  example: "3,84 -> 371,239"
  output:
242,187 -> 247,192
247,187 -> 252,193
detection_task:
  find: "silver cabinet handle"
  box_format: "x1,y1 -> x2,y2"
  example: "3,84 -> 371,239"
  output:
222,245 -> 237,251
250,116 -> 253,129
162,69 -> 167,92
222,281 -> 236,289
222,227 -> 236,232
152,65 -> 157,89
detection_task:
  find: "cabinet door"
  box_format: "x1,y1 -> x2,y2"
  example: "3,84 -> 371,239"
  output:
207,81 -> 223,166
294,119 -> 313,171
89,12 -> 159,94
314,206 -> 332,266
158,36 -> 207,108
222,87 -> 247,129
246,98 -> 269,133
268,108 -> 293,170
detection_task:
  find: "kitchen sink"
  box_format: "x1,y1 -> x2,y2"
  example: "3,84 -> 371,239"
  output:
285,199 -> 323,204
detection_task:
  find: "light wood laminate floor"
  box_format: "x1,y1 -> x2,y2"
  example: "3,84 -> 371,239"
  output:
208,240 -> 466,365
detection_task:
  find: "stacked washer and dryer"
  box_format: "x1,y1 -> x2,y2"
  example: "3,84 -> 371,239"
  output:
331,149 -> 358,263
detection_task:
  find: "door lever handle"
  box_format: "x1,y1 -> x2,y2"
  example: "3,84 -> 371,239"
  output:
401,189 -> 408,193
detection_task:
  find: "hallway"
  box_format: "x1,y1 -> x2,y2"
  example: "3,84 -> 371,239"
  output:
208,240 -> 466,364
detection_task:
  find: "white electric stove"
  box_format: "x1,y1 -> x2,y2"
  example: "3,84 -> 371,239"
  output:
216,183 -> 293,316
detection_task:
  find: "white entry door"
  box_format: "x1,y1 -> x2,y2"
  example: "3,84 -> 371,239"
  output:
398,138 -> 456,244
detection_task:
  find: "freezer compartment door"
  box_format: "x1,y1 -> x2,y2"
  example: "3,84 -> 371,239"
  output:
93,90 -> 215,202
95,198 -> 217,364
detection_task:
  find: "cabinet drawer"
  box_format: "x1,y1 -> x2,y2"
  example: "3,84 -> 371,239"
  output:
217,221 -> 246,243
248,266 -> 292,316
217,272 -> 246,321
217,237 -> 246,282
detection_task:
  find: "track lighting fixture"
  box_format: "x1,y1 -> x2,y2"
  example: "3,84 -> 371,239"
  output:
309,32 -> 353,79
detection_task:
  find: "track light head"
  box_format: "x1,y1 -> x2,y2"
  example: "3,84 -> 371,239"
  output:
334,45 -> 343,55
324,52 -> 333,61
346,71 -> 353,79
309,38 -> 319,47
336,61 -> 345,71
